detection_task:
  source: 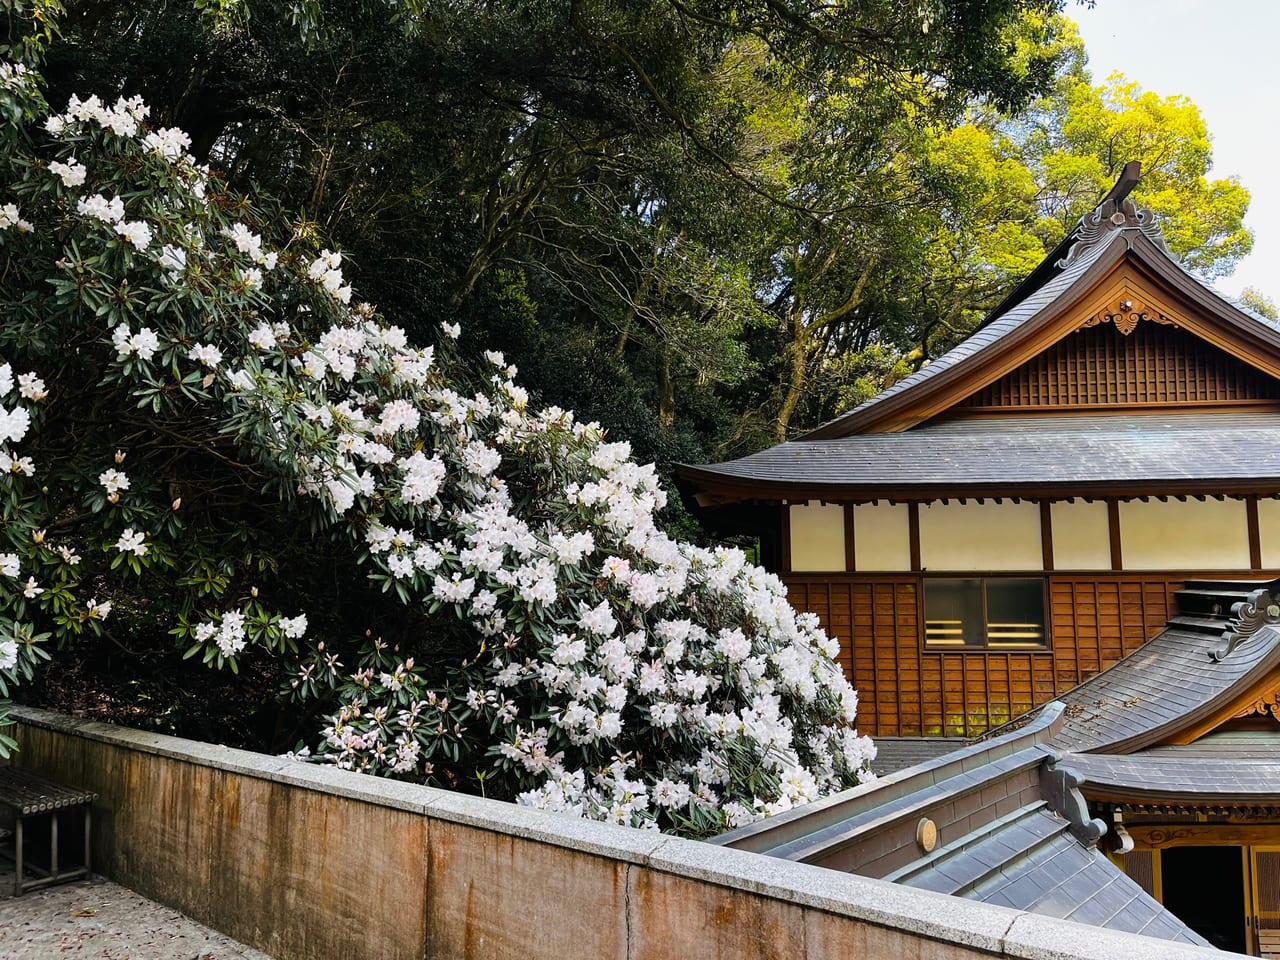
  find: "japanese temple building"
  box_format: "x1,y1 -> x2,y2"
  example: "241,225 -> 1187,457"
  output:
682,166 -> 1280,955
680,164 -> 1280,742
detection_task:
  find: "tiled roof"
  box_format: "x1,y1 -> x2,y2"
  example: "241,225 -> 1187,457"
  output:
714,703 -> 1206,945
890,805 -> 1206,944
1066,751 -> 1280,803
684,412 -> 1280,495
801,226 -> 1125,440
1047,588 -> 1280,753
1141,728 -> 1280,759
871,736 -> 968,775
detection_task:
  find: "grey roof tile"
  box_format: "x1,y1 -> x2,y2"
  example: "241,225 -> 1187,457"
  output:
686,411 -> 1280,492
1065,750 -> 1280,802
871,737 -> 968,775
1048,619 -> 1280,753
897,808 -> 1208,945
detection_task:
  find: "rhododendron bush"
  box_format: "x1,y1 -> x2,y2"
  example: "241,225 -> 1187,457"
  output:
0,40 -> 872,835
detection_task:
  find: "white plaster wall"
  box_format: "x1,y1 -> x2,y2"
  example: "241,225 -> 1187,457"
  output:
852,502 -> 911,571
788,501 -> 846,571
918,501 -> 1041,572
1049,500 -> 1111,570
1118,498 -> 1249,570
1258,498 -> 1280,568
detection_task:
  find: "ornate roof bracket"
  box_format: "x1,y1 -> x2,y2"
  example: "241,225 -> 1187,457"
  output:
1041,758 -> 1106,844
1210,588 -> 1280,662
1080,292 -> 1180,336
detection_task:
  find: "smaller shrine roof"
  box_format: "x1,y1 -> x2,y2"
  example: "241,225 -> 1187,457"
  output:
1065,750 -> 1280,805
714,704 -> 1207,946
1046,582 -> 1280,754
890,805 -> 1201,943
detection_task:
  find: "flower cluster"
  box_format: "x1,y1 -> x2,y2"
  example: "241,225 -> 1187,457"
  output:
0,60 -> 873,830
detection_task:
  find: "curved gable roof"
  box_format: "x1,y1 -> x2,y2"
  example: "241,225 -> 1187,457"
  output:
801,203 -> 1280,439
1026,580 -> 1280,756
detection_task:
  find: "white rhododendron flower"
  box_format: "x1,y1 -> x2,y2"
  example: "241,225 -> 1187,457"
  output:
142,126 -> 191,160
0,77 -> 872,834
99,468 -> 129,495
0,405 -> 30,444
48,158 -> 87,187
114,528 -> 148,556
114,219 -> 152,250
188,343 -> 223,368
0,202 -> 32,232
17,373 -> 46,401
76,193 -> 124,223
112,324 -> 161,361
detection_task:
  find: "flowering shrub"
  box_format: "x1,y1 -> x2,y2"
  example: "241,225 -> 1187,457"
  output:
0,41 -> 872,834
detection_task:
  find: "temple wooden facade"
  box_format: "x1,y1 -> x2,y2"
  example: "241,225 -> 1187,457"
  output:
680,166 -> 1280,741
1033,578 -> 1280,954
684,166 -> 1280,954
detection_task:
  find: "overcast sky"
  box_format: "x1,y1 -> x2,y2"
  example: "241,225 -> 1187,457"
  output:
1071,1 -> 1280,305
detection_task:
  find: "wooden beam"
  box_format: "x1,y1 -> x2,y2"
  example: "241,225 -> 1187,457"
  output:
780,503 -> 792,574
1248,496 -> 1263,570
843,503 -> 856,573
1040,501 -> 1054,572
1126,823 -> 1280,850
1161,674 -> 1280,746
1108,500 -> 1123,570
908,502 -> 921,572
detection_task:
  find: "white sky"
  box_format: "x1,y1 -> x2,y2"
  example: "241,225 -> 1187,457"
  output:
1071,2 -> 1280,304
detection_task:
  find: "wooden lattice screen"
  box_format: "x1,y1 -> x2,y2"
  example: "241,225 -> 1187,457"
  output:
957,323 -> 1280,410
1122,849 -> 1157,900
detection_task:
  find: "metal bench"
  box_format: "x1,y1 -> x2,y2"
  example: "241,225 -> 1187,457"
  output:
0,768 -> 96,895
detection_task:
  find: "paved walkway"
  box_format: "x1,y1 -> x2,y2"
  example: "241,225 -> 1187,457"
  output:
0,869 -> 271,960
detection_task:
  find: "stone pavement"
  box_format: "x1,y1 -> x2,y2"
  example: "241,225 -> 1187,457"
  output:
0,868 -> 272,960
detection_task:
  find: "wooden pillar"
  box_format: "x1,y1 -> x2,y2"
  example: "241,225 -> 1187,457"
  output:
1108,499 -> 1123,570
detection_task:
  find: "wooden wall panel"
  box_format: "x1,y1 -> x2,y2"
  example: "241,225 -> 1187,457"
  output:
1048,576 -> 1180,692
787,578 -> 917,736
786,573 -> 1187,739
956,323 -> 1280,412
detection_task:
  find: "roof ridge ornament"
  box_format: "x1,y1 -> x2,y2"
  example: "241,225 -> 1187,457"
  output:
1210,587 -> 1280,662
1055,196 -> 1173,270
1041,757 -> 1106,843
1053,160 -> 1172,270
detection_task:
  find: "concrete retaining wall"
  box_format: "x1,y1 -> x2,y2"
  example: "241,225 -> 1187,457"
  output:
7,706 -> 1225,960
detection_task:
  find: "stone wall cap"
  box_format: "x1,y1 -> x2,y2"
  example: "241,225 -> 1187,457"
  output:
9,706 -> 1237,960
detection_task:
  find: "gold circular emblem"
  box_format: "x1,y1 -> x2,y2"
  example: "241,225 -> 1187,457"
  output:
917,817 -> 939,853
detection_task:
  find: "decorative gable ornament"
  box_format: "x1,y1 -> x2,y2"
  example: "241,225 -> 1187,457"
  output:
1080,291 -> 1180,336
1232,690 -> 1280,722
1210,587 -> 1280,662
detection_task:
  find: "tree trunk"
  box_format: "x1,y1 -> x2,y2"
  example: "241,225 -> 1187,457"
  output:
774,310 -> 808,441
657,351 -> 676,429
